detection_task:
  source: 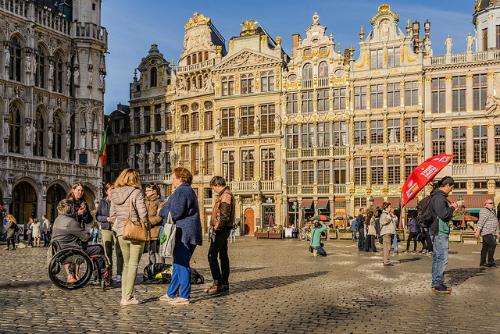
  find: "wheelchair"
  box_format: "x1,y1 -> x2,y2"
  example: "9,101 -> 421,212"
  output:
48,241 -> 111,290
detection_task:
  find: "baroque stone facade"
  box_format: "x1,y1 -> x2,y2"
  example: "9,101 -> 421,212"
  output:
0,0 -> 107,224
129,4 -> 500,233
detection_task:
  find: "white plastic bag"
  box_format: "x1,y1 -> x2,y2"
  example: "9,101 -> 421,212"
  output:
159,212 -> 176,258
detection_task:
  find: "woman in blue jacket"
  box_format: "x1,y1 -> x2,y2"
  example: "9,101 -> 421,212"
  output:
159,167 -> 202,305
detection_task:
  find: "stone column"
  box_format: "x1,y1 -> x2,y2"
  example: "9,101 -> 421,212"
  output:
487,123 -> 495,163
445,127 -> 453,155
424,127 -> 432,159
466,125 -> 474,164
445,76 -> 452,113
424,77 -> 431,115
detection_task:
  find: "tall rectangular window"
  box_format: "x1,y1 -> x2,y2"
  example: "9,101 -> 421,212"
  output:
317,160 -> 330,185
191,143 -> 200,175
497,25 -> 500,49
181,144 -> 190,167
432,128 -> 446,156
240,106 -> 255,136
405,154 -> 418,179
404,81 -> 419,106
144,106 -> 151,133
333,159 -> 346,184
473,125 -> 488,163
241,149 -> 255,181
181,106 -> 189,133
354,157 -> 367,185
482,28 -> 488,51
354,86 -> 367,110
452,127 -> 467,164
286,124 -> 299,149
354,121 -> 367,145
260,70 -> 274,92
134,107 -> 140,134
190,112 -> 199,131
387,82 -> 400,108
222,150 -> 235,181
495,125 -> 500,162
287,93 -> 298,114
333,121 -> 347,146
370,84 -> 383,109
371,157 -> 384,185
473,74 -> 487,110
301,123 -> 314,148
388,155 -> 400,184
317,89 -> 329,112
221,107 -> 235,137
286,161 -> 299,186
370,49 -> 383,69
222,76 -> 234,96
333,88 -> 346,110
301,160 -> 314,185
432,78 -> 446,113
452,76 -> 466,112
387,118 -> 400,144
301,91 -> 313,113
240,74 -> 254,94
317,122 -> 330,147
260,104 -> 275,134
387,47 -> 400,68
261,148 -> 275,180
154,104 -> 162,132
204,111 -> 213,131
370,119 -> 384,144
404,117 -> 418,142
205,142 -> 213,175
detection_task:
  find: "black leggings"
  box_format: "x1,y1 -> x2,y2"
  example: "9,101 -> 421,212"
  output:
6,237 -> 16,249
406,232 -> 418,251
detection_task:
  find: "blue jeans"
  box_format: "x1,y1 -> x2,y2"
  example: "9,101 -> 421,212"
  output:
392,234 -> 398,253
431,234 -> 449,288
167,242 -> 196,299
357,229 -> 365,250
312,246 -> 327,256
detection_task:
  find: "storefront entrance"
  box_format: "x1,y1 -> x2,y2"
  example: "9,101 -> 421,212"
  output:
244,208 -> 255,235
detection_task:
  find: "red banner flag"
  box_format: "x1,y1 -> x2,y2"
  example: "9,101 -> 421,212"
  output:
401,154 -> 454,207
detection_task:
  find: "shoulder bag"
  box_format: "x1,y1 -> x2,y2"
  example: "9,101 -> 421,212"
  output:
122,192 -> 149,242
159,212 -> 176,258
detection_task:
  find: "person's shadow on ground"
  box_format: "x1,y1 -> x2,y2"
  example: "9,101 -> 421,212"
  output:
445,267 -> 486,287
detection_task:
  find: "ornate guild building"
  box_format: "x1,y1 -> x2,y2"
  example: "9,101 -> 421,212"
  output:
129,3 -> 500,234
0,0 -> 107,223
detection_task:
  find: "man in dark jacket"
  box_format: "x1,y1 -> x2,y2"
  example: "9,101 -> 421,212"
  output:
356,208 -> 366,251
429,176 -> 458,294
206,176 -> 235,294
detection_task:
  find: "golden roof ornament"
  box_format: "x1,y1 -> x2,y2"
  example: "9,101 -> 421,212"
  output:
241,20 -> 258,36
359,25 -> 365,40
312,12 -> 319,25
184,12 -> 211,30
276,35 -> 282,46
371,3 -> 399,25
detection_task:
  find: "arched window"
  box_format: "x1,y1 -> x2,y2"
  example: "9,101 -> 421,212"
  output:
302,63 -> 313,80
187,56 -> 191,66
52,113 -> 63,159
8,103 -> 22,153
35,46 -> 47,88
318,61 -> 328,78
192,53 -> 197,64
9,36 -> 22,82
52,52 -> 64,93
34,108 -> 45,157
150,67 -> 157,87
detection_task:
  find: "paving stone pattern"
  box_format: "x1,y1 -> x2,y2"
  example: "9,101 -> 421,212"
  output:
0,239 -> 499,334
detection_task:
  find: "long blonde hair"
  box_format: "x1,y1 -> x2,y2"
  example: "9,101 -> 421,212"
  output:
114,168 -> 142,189
6,214 -> 16,224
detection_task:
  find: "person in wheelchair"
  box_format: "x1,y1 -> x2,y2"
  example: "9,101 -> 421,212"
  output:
51,199 -> 105,284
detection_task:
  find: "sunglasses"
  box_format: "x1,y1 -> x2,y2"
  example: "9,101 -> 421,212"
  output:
486,202 -> 494,205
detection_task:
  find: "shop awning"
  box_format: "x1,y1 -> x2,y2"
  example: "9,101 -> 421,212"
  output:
317,198 -> 329,210
334,197 -> 346,202
448,194 -> 493,209
300,198 -> 314,209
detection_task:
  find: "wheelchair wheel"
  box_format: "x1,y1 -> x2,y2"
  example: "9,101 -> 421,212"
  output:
48,248 -> 93,290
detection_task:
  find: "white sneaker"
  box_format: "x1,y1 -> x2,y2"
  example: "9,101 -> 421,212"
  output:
120,297 -> 139,306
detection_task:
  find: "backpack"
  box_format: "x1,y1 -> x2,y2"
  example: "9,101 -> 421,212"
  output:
190,268 -> 205,284
143,263 -> 170,283
416,195 -> 434,228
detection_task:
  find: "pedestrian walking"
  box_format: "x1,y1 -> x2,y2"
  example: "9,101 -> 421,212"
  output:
32,218 -> 41,247
310,221 -> 327,256
351,218 -> 358,242
145,183 -> 165,265
26,217 -> 33,247
41,216 -> 51,247
475,199 -> 499,268
380,202 -> 397,266
364,200 -> 377,252
205,176 -> 235,294
109,169 -> 149,306
356,208 -> 365,251
97,183 -> 123,284
429,176 -> 457,294
4,214 -> 18,250
158,167 -> 202,305
406,215 -> 419,253
67,182 -> 93,228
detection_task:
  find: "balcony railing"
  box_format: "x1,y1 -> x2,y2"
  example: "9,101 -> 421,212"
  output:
452,164 -> 467,175
229,180 -> 281,193
302,185 -> 314,194
429,50 -> 500,65
0,0 -> 28,18
317,185 -> 329,194
286,149 -> 299,158
333,184 -> 346,194
177,59 -> 215,74
333,147 -> 346,156
72,22 -> 107,44
302,148 -> 314,157
287,186 -> 298,194
317,77 -> 329,88
261,180 -> 281,192
301,80 -> 313,89
316,148 -> 330,157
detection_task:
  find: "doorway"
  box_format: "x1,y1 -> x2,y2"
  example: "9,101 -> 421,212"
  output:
244,208 -> 255,236
46,184 -> 66,222
11,181 -> 37,227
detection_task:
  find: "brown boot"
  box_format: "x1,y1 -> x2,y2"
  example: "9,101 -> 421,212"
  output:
205,285 -> 222,294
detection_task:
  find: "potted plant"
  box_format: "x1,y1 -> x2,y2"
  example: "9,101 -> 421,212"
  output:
268,226 -> 283,239
254,227 -> 269,239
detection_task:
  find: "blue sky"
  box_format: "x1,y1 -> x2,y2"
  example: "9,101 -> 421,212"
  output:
102,0 -> 475,114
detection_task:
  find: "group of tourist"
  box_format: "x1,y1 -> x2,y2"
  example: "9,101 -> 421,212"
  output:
3,214 -> 51,250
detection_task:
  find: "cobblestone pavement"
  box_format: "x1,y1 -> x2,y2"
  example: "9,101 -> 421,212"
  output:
0,238 -> 499,334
